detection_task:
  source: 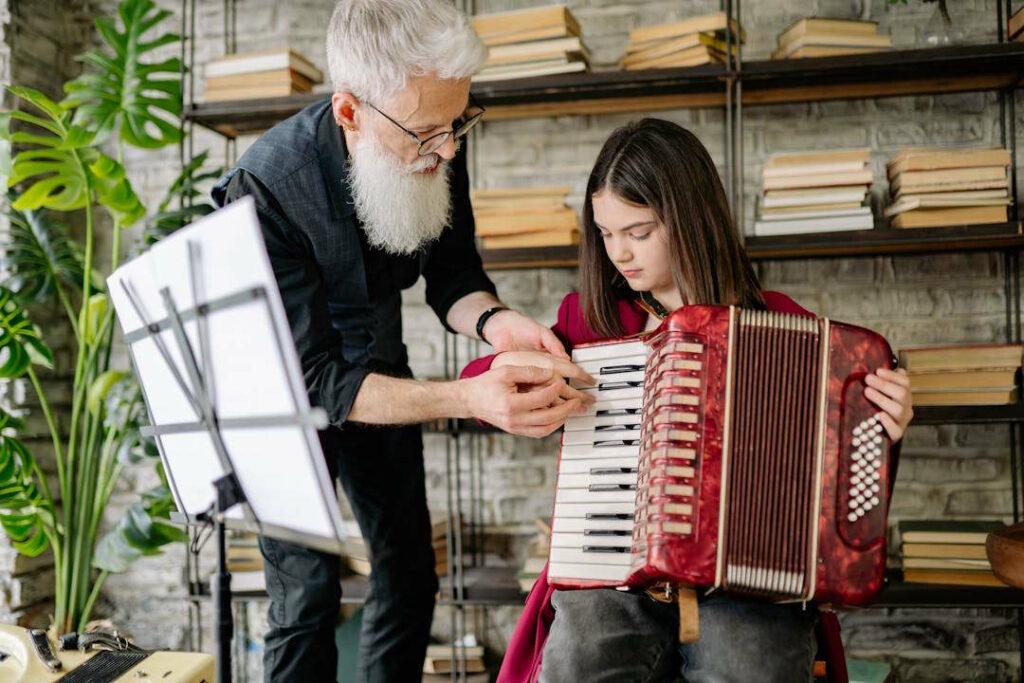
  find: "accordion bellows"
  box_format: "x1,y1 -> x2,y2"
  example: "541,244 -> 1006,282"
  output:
549,305 -> 895,606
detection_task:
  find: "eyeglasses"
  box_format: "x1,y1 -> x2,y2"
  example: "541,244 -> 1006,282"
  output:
364,94 -> 485,157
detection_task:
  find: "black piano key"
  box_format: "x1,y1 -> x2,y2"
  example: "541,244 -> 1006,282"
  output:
598,380 -> 643,390
594,424 -> 640,432
586,513 -> 633,520
599,364 -> 644,375
594,440 -> 640,448
582,546 -> 630,553
589,467 -> 639,475
583,529 -> 631,536
588,484 -> 637,492
596,408 -> 642,417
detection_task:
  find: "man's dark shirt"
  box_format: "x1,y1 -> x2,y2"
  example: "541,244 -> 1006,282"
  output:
217,104 -> 495,428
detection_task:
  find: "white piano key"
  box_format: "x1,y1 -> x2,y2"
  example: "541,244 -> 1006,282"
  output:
551,532 -> 632,548
558,457 -> 639,474
562,427 -> 641,446
553,502 -> 635,518
582,385 -> 643,401
578,397 -> 643,417
549,548 -> 633,566
572,340 -> 649,362
574,355 -> 649,378
552,516 -> 634,533
557,488 -> 637,504
564,412 -> 642,432
557,472 -> 637,488
548,562 -> 631,583
562,443 -> 640,459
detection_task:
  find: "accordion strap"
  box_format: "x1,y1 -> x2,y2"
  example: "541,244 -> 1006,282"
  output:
645,583 -> 700,644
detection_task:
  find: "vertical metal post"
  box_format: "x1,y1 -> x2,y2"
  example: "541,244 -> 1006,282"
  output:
734,0 -> 745,239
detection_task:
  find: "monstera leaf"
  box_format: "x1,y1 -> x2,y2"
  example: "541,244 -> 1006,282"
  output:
0,199 -> 87,305
94,483 -> 185,572
85,153 -> 146,227
143,151 -> 222,245
0,407 -> 56,557
0,287 -> 54,377
62,0 -> 182,149
0,86 -> 95,213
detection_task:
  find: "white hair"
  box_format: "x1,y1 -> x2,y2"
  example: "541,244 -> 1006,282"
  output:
326,0 -> 488,104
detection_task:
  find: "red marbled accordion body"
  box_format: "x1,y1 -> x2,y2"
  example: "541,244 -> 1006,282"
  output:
549,305 -> 894,607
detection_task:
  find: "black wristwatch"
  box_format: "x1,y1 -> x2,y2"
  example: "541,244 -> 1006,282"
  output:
476,305 -> 509,343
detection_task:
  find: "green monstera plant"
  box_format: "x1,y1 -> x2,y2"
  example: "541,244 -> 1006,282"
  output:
0,0 -> 219,634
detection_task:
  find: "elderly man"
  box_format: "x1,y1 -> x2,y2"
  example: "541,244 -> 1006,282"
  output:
212,1 -> 591,680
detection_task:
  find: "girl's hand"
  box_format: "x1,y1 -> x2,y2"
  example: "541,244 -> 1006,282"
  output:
864,367 -> 914,441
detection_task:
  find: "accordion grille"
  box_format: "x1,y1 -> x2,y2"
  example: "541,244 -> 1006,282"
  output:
724,310 -> 822,598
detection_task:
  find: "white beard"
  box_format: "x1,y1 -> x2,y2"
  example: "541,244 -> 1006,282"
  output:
347,134 -> 454,255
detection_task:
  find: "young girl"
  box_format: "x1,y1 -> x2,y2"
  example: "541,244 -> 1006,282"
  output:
462,119 -> 914,683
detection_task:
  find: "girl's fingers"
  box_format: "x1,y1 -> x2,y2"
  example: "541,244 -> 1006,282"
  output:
875,367 -> 911,387
876,410 -> 903,441
866,373 -> 910,403
864,385 -> 905,422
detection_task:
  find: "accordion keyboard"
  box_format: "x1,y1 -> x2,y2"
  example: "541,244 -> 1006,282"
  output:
550,340 -> 649,583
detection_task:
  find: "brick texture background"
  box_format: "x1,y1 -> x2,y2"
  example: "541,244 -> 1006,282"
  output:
2,0 -> 1023,681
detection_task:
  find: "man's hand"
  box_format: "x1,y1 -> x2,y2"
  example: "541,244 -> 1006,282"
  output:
483,310 -> 568,358
460,365 -> 593,438
491,350 -> 595,386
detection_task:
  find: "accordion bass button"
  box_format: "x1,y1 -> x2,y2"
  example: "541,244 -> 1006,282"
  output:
848,513 -> 858,522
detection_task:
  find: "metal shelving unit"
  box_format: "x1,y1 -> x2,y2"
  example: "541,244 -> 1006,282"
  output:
175,0 -> 1024,678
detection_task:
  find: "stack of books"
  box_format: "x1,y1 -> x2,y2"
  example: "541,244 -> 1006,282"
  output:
1011,5 -> 1024,42
204,47 -> 323,102
226,532 -> 265,593
430,514 -> 464,578
899,520 -> 1006,587
753,149 -> 875,236
884,148 -> 1012,229
771,18 -> 891,60
898,343 -> 1023,406
473,186 -> 579,249
620,13 -> 743,70
470,5 -> 588,82
423,643 -> 486,677
517,517 -> 551,593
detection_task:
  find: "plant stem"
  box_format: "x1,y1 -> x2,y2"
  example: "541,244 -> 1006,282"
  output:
78,568 -> 108,632
24,365 -> 62,504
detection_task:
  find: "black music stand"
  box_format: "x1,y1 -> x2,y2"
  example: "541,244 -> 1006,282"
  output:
108,198 -> 345,683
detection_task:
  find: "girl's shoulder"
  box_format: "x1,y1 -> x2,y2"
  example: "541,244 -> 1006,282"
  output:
555,292 -> 647,345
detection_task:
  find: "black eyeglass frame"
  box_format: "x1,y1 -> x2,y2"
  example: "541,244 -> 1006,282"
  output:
364,94 -> 486,156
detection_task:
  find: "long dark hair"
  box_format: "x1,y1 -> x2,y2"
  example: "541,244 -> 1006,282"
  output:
580,118 -> 765,338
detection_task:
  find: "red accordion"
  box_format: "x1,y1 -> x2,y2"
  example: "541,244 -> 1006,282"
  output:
549,305 -> 895,605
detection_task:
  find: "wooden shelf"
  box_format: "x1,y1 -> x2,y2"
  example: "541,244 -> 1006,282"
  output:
744,221 -> 1024,260
183,44 -> 1024,135
911,403 -> 1024,425
876,575 -> 1024,608
475,222 -> 1024,270
480,244 -> 579,270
